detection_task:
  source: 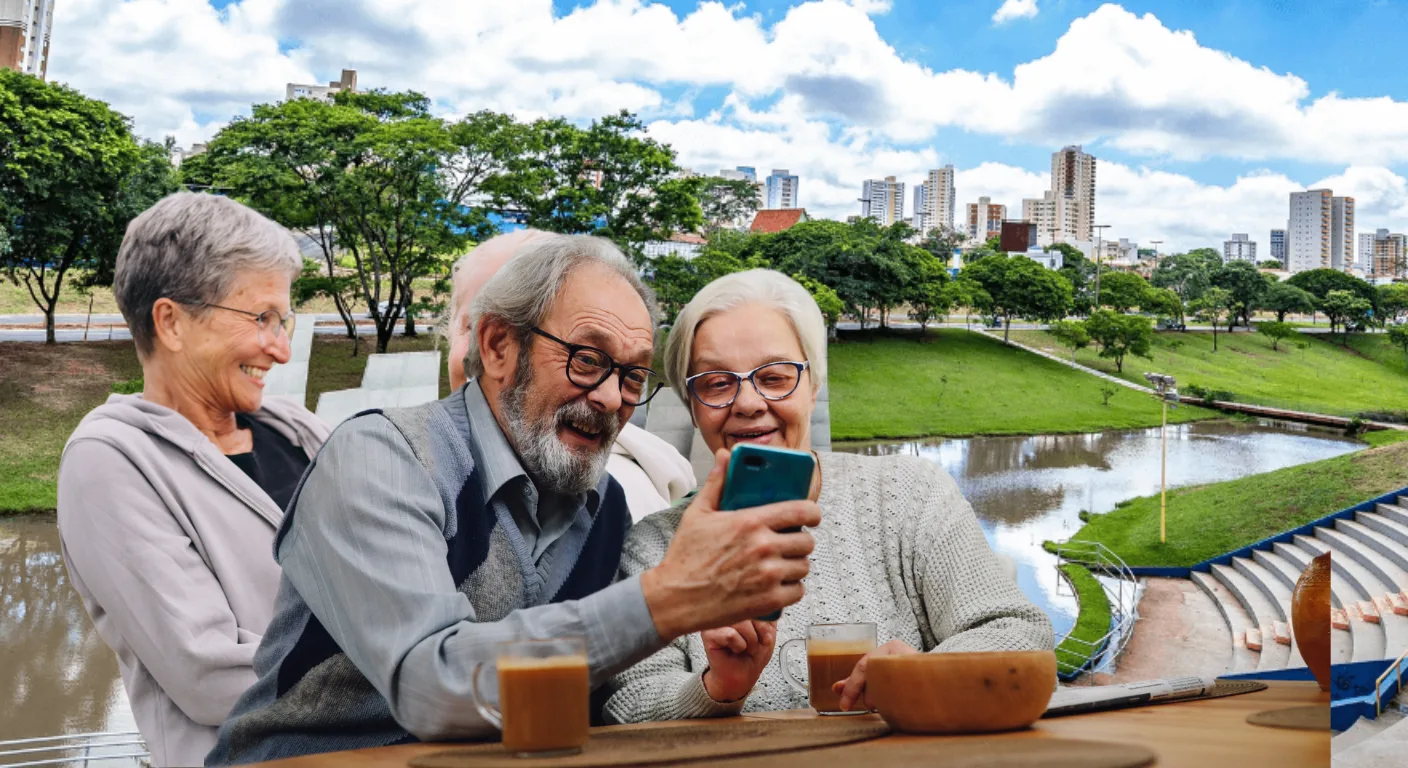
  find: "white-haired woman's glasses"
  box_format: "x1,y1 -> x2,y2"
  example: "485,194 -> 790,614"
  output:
199,302 -> 294,345
685,361 -> 809,409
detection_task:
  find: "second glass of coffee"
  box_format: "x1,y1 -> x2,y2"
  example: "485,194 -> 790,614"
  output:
780,622 -> 877,715
471,637 -> 590,757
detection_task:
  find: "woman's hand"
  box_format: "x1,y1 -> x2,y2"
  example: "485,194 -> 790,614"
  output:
831,639 -> 920,711
700,620 -> 778,703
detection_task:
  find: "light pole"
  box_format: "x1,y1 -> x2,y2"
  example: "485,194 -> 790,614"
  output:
1143,373 -> 1179,544
1149,239 -> 1163,275
1092,224 -> 1111,309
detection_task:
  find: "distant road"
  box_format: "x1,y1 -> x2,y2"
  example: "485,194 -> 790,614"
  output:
0,312 -> 435,343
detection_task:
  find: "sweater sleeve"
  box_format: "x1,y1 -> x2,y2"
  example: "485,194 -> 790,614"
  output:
601,505 -> 747,724
901,459 -> 1055,654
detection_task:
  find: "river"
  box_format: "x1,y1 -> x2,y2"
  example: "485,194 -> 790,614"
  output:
0,419 -> 1364,753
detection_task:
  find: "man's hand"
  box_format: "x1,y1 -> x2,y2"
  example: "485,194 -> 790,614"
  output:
641,448 -> 820,640
831,639 -> 920,712
700,620 -> 777,703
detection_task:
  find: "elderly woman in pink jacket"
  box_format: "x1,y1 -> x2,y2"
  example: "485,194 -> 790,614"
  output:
57,193 -> 330,767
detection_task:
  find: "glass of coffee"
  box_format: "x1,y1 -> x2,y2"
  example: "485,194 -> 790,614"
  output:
779,622 -> 877,715
471,637 -> 590,757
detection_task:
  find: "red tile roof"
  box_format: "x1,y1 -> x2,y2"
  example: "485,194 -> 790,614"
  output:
749,209 -> 808,234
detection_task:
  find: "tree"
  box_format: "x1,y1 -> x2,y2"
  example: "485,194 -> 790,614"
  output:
793,273 -> 844,339
1388,325 -> 1408,364
917,226 -> 963,267
1050,243 -> 1095,314
905,269 -> 952,337
192,92 -> 511,353
645,245 -> 764,324
1151,251 -> 1218,304
1377,283 -> 1408,325
1096,271 -> 1151,313
0,71 -> 178,343
1049,319 -> 1091,362
1085,310 -> 1153,373
1190,286 -> 1234,351
1258,260 -> 1283,269
486,110 -> 702,258
1142,287 -> 1184,326
961,254 -> 1073,342
1256,321 -> 1295,352
1213,260 -> 1268,330
697,176 -> 760,232
1287,268 -> 1378,309
1320,289 -> 1373,341
944,275 -> 991,329
1261,282 -> 1316,323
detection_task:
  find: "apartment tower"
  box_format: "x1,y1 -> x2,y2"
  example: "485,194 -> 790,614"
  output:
1052,145 -> 1097,243
1,0 -> 55,79
966,197 -> 1007,241
765,169 -> 799,210
1330,196 -> 1355,271
860,176 -> 905,226
1286,190 -> 1332,274
1223,234 -> 1257,262
922,165 -> 956,232
1270,229 -> 1286,265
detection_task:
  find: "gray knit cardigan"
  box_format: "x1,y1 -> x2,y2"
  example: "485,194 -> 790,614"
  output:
603,450 -> 1055,724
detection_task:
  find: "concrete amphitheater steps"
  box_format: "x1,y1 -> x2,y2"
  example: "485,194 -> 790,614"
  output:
1231,556 -> 1306,669
1313,528 -> 1408,656
1340,516 -> 1408,583
1295,535 -> 1388,661
1189,571 -> 1261,674
1333,707 -> 1408,768
1210,563 -> 1292,670
1253,548 -> 1353,664
1358,511 -> 1408,553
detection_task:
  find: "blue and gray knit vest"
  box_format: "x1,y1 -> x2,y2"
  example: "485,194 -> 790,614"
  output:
206,390 -> 630,766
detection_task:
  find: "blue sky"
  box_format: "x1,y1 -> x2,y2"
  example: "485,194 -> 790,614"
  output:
49,0 -> 1408,250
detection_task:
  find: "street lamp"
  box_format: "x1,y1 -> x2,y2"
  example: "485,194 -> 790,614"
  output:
1143,372 -> 1179,544
1149,240 -> 1163,275
1092,224 -> 1111,308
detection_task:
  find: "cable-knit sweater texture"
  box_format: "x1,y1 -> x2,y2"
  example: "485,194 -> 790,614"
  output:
602,450 -> 1055,724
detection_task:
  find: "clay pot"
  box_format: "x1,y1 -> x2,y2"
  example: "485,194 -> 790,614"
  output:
1291,552 -> 1332,692
865,650 -> 1057,734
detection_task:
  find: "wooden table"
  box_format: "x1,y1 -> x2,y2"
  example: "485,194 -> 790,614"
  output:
251,681 -> 1329,768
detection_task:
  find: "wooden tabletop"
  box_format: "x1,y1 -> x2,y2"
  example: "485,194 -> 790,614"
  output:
250,680 -> 1329,768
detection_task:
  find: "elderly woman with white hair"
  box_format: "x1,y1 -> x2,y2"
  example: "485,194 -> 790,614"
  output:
56,192 -> 330,767
603,269 -> 1053,723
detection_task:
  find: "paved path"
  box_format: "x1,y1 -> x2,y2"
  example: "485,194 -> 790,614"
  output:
977,327 -> 1156,394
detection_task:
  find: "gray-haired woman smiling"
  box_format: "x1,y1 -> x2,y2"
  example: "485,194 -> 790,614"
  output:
56,192 -> 330,767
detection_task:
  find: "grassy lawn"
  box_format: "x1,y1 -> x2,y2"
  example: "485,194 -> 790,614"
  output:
1054,431 -> 1408,568
1056,563 -> 1113,680
828,329 -> 1211,440
0,336 -> 450,514
1008,328 -> 1408,418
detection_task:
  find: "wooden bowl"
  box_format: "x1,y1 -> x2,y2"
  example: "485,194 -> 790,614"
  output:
865,650 -> 1057,734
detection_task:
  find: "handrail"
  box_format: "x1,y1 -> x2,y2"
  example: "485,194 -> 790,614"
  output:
0,732 -> 141,747
1050,539 -> 1142,680
1374,646 -> 1408,717
0,731 -> 149,767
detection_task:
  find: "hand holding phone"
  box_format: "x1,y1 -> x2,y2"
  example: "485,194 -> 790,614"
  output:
719,445 -> 816,621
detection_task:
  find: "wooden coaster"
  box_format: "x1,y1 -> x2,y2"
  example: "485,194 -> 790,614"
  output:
715,737 -> 1157,768
1246,705 -> 1330,731
408,717 -> 890,767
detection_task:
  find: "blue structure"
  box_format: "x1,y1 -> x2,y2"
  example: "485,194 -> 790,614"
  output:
736,166 -> 757,182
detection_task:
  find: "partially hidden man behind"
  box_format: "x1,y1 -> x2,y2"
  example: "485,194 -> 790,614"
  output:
207,234 -> 821,765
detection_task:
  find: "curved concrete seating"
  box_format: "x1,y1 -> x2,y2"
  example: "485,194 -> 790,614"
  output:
1335,518 -> 1408,592
1296,535 -> 1387,662
1232,556 -> 1305,668
1190,570 -> 1261,674
1211,563 -> 1291,670
1316,528 -> 1408,657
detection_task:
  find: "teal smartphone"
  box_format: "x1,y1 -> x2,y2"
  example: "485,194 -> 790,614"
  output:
719,444 -> 816,622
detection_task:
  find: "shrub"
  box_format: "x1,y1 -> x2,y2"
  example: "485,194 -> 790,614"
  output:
111,377 -> 143,395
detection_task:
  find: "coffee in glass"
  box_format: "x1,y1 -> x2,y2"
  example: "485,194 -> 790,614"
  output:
472,637 -> 590,756
780,622 -> 877,715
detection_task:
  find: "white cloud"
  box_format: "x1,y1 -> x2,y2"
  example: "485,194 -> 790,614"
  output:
993,0 -> 1039,24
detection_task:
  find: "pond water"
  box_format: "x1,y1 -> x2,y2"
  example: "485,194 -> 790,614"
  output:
0,419 -> 1364,749
834,420 -> 1364,640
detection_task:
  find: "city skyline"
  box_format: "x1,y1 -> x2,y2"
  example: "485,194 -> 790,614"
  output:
28,0 -> 1408,251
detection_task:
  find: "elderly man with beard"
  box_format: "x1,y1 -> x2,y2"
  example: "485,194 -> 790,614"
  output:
207,234 -> 821,765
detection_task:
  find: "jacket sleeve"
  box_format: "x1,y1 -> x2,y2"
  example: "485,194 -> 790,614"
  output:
903,460 -> 1056,654
601,508 -> 746,724
57,439 -> 260,727
277,415 -> 667,742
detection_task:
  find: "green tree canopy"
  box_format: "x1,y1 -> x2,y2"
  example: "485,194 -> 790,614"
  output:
1142,287 -> 1184,324
1084,310 -> 1153,373
1050,243 -> 1095,314
1190,286 -> 1235,351
1049,319 -> 1091,362
1150,251 -> 1218,304
1261,282 -> 1317,323
961,253 -> 1073,342
697,176 -> 760,232
1376,283 -> 1408,324
1095,271 -> 1151,313
0,71 -> 178,342
1212,260 -> 1269,329
1388,324 -> 1408,364
1256,321 -> 1295,352
1320,289 -> 1373,340
1286,269 -> 1378,310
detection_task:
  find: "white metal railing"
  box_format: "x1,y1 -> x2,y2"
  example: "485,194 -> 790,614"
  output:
1051,539 -> 1142,683
0,731 -> 149,767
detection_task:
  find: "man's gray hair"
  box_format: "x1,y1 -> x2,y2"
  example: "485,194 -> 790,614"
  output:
113,192 -> 302,356
462,234 -> 658,379
665,269 -> 827,404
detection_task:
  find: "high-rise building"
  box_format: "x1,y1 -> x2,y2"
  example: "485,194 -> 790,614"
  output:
735,166 -> 757,182
1051,145 -> 1097,243
1330,196 -> 1355,271
860,176 -> 905,226
286,69 -> 359,102
1287,190 -> 1332,274
1022,190 -> 1058,246
1223,234 -> 1257,262
1361,229 -> 1407,278
1,0 -> 55,79
966,197 -> 1006,241
911,183 -> 927,231
765,169 -> 799,210
922,165 -> 956,232
1270,229 -> 1286,264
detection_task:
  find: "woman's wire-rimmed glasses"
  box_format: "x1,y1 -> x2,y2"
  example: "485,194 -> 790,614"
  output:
685,361 -> 809,409
529,326 -> 663,406
201,302 -> 294,344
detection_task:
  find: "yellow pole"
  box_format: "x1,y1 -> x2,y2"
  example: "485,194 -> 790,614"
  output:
1160,399 -> 1168,543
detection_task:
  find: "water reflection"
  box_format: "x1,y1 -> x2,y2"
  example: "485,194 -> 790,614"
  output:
836,420 -> 1364,638
0,517 -> 130,744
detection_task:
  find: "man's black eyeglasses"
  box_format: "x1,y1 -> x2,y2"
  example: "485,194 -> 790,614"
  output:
530,327 -> 663,406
